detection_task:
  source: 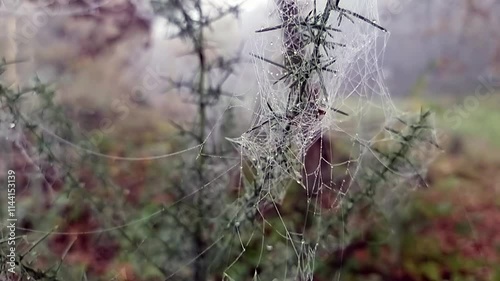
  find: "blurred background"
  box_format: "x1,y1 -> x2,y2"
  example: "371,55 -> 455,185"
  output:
1,0 -> 499,281
380,0 -> 500,97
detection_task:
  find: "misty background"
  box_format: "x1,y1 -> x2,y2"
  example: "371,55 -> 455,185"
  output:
379,0 -> 500,96
2,0 -> 499,99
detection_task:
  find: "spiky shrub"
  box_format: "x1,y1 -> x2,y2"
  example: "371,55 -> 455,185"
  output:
0,1 -> 245,280
147,0 -> 244,280
0,1 -> 439,281
224,0 -> 438,280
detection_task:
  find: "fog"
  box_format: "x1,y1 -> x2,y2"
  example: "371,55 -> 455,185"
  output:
1,0 -> 497,120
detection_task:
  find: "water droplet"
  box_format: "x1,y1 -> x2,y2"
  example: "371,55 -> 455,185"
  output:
9,123 -> 15,129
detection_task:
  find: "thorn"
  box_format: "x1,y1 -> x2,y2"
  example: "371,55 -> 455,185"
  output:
250,53 -> 288,70
255,24 -> 285,33
395,117 -> 408,125
331,107 -> 349,116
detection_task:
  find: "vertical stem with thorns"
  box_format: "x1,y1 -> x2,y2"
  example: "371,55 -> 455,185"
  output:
194,1 -> 208,279
153,0 -> 242,279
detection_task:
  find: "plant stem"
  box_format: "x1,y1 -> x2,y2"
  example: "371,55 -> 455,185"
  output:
194,1 -> 208,280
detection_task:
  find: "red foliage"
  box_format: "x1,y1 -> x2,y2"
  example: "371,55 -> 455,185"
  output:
49,205 -> 120,276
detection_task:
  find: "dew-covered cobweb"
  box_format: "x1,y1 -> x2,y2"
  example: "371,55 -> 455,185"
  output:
0,0 -> 439,280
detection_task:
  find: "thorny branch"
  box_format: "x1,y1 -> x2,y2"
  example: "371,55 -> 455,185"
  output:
235,0 -> 387,227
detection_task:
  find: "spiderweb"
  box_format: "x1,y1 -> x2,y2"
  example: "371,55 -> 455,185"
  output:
0,1 -> 439,281
223,0 -> 438,279
232,0 -> 394,200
